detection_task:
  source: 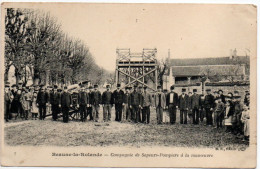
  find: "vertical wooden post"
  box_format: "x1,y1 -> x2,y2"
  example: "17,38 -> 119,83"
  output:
115,66 -> 119,85
155,65 -> 158,89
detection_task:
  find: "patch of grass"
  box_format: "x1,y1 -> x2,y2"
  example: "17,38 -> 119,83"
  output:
4,108 -> 248,149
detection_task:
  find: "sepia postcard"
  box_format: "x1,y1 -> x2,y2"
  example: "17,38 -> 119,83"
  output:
0,2 -> 257,168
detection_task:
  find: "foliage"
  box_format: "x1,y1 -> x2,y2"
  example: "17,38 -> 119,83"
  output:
4,8 -> 111,86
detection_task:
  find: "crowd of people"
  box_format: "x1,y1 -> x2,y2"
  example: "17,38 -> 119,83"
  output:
4,81 -> 250,142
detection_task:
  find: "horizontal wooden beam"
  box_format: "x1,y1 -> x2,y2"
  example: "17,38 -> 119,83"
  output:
118,65 -> 157,67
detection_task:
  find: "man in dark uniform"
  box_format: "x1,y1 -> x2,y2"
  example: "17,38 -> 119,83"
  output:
113,84 -> 125,122
78,86 -> 89,122
128,86 -> 134,121
36,86 -> 48,120
102,84 -> 113,122
204,89 -> 215,126
60,86 -> 72,123
91,84 -> 101,122
50,85 -> 60,121
179,88 -> 189,124
191,89 -> 200,124
137,86 -> 144,123
129,85 -> 141,123
86,86 -> 93,120
199,94 -> 205,123
5,82 -> 12,122
166,85 -> 179,124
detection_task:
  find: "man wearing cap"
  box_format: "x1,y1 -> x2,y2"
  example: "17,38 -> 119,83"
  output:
60,86 -> 72,123
123,87 -> 131,122
142,86 -> 152,124
244,91 -> 250,106
18,80 -> 23,90
90,84 -> 101,122
37,86 -> 48,120
187,91 -> 193,124
199,94 -> 205,123
50,85 -> 61,121
46,86 -> 52,116
179,88 -> 189,124
21,86 -> 31,120
218,90 -> 226,104
102,85 -> 113,122
166,85 -> 179,125
78,86 -> 89,122
10,85 -> 19,116
137,86 -> 144,123
4,83 -> 12,122
214,97 -> 225,128
204,89 -> 215,126
130,85 -> 142,123
113,84 -> 125,122
232,95 -> 243,135
234,90 -> 239,97
191,89 -> 200,124
86,86 -> 93,120
154,86 -> 166,124
128,86 -> 134,121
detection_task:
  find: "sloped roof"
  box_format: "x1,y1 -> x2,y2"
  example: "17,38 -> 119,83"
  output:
170,56 -> 249,66
172,65 -> 245,77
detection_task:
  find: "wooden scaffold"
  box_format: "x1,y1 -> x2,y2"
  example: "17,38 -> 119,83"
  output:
115,48 -> 158,91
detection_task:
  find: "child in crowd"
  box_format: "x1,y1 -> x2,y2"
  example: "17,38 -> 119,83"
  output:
241,105 -> 250,142
31,92 -> 38,120
214,97 -> 225,128
224,100 -> 234,132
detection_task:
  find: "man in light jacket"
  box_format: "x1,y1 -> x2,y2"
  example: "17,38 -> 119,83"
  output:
154,86 -> 166,124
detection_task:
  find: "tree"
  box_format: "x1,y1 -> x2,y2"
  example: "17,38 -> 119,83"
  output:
157,57 -> 170,86
4,8 -> 111,87
5,8 -> 30,83
25,11 -> 62,85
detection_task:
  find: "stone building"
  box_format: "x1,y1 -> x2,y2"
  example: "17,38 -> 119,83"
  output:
163,55 -> 250,92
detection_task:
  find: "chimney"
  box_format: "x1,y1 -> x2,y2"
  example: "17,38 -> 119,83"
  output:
233,48 -> 237,58
229,49 -> 233,59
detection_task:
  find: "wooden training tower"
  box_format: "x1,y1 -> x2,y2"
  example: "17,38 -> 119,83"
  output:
115,48 -> 158,91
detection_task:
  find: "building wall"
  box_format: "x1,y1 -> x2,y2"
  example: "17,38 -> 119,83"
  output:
172,84 -> 249,98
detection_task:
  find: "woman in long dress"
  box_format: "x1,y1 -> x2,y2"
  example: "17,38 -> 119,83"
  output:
241,105 -> 250,141
31,92 -> 39,120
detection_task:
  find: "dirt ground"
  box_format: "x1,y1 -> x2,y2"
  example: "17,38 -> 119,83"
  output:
4,108 -> 248,149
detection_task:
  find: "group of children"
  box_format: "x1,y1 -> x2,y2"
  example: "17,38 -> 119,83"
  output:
212,90 -> 250,142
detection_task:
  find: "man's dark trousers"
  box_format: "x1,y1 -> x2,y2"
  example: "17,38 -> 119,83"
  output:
168,104 -> 176,124
131,105 -> 138,122
180,110 -> 187,124
39,104 -> 46,120
115,103 -> 123,121
142,106 -> 150,123
52,104 -> 59,121
192,108 -> 199,124
5,101 -> 10,122
205,108 -> 213,125
62,106 -> 69,123
80,105 -> 87,122
87,107 -> 93,120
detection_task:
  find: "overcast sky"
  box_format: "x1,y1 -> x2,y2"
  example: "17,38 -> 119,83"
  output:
21,3 -> 257,71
